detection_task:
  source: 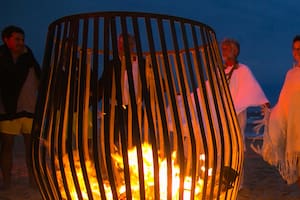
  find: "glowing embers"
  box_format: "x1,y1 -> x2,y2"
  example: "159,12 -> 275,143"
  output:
56,143 -> 229,200
55,154 -> 101,199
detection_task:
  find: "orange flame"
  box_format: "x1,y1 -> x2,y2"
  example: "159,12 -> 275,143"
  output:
56,143 -> 221,199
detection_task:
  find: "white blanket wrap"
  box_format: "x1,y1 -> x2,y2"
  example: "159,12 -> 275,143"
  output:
261,67 -> 300,184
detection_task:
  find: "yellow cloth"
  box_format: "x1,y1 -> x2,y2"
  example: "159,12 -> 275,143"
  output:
0,117 -> 33,135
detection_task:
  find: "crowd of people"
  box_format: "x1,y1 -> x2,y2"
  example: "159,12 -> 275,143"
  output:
0,24 -> 300,195
221,36 -> 300,190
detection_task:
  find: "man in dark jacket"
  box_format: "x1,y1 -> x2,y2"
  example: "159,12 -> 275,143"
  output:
0,25 -> 41,189
98,33 -> 148,149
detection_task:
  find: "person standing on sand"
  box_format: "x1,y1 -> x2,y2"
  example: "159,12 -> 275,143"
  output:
220,38 -> 270,151
256,35 -> 300,188
0,25 -> 41,189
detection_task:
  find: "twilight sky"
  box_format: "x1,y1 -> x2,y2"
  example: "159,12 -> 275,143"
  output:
1,0 -> 300,105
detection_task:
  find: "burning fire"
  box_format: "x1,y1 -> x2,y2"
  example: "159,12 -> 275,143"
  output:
56,143 -> 222,199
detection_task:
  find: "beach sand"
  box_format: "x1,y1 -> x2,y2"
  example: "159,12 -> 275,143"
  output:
0,136 -> 42,200
1,136 -> 300,200
237,138 -> 300,200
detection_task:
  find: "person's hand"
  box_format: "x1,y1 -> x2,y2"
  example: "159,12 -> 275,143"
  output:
252,119 -> 264,134
252,104 -> 271,134
98,111 -> 106,119
261,102 -> 271,116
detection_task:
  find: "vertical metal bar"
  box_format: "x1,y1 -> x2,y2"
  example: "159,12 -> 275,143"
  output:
91,16 -> 108,200
157,17 -> 181,200
77,17 -> 94,199
189,24 -> 212,200
102,15 -> 119,200
132,16 -> 161,200
145,16 -> 173,200
170,19 -> 198,200
32,21 -> 56,200
101,16 -> 118,199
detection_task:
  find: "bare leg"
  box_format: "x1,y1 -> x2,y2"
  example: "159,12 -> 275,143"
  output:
0,133 -> 15,189
23,134 -> 35,187
298,177 -> 300,189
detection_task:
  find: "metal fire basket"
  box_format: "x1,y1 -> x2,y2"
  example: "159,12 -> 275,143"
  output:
32,11 -> 243,200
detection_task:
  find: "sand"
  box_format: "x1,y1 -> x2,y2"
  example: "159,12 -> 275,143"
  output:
237,138 -> 300,200
1,136 -> 300,200
0,136 -> 42,200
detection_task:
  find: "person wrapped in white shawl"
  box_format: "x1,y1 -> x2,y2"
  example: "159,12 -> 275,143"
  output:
252,35 -> 300,187
221,38 -> 270,152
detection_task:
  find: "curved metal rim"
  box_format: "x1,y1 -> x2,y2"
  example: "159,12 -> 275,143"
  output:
49,11 -> 215,33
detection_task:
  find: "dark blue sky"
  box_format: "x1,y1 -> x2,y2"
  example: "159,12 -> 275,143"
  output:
1,0 -> 300,105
